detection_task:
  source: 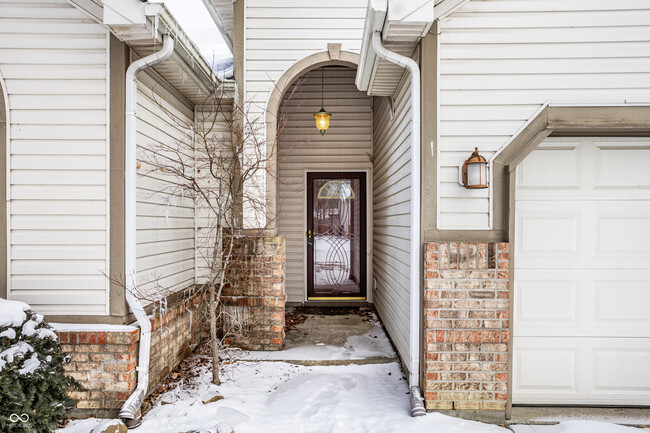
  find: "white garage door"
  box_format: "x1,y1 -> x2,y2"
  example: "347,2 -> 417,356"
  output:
513,137 -> 650,406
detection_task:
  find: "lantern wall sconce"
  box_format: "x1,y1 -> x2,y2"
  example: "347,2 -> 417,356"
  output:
458,147 -> 489,189
314,67 -> 331,135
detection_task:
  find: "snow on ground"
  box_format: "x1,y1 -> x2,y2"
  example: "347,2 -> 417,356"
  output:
58,356 -> 646,433
60,359 -> 505,433
240,318 -> 395,362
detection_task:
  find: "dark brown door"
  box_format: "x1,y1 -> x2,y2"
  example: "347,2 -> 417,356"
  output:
306,172 -> 367,300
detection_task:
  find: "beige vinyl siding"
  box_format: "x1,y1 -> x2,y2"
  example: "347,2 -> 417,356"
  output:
244,0 -> 367,114
372,72 -> 412,369
438,0 -> 650,230
278,67 -> 372,303
135,78 -> 195,298
1,0 -> 109,315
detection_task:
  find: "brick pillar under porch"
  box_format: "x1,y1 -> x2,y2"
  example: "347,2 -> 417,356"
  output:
220,234 -> 286,350
423,241 -> 510,419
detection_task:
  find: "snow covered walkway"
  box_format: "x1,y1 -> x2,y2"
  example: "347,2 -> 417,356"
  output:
59,358 -> 645,433
58,309 -> 646,433
61,359 -> 508,433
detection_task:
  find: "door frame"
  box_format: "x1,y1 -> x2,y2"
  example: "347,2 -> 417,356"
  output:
302,169 -> 373,303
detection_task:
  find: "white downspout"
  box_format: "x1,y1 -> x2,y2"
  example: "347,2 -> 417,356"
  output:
119,34 -> 174,428
371,31 -> 425,417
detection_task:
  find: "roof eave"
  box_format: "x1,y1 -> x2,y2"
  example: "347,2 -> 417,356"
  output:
200,0 -> 234,53
101,0 -> 234,103
356,0 -> 440,96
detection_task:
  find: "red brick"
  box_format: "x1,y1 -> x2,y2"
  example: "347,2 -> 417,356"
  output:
425,242 -> 438,251
87,332 -> 97,344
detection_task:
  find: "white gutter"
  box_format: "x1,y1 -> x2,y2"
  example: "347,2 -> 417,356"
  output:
371,31 -> 425,417
119,34 -> 175,428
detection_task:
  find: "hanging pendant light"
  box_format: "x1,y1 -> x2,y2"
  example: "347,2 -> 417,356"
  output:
314,67 -> 331,135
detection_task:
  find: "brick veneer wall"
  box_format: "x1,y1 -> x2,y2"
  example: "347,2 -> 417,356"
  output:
221,234 -> 286,350
59,291 -> 203,417
423,241 -> 510,414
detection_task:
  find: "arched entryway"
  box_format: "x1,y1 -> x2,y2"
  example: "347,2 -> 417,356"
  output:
274,63 -> 373,304
264,51 -> 360,222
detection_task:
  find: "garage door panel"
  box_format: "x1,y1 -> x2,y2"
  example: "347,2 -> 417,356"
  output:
592,345 -> 650,396
594,143 -> 650,188
515,338 -> 650,405
517,202 -> 650,267
593,280 -> 650,326
514,137 -> 650,406
514,341 -> 580,399
595,212 -> 650,258
515,270 -> 650,338
516,205 -> 580,262
516,142 -> 580,189
515,278 -> 580,328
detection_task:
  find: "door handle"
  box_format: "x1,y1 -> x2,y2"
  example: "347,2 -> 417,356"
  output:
306,230 -> 314,247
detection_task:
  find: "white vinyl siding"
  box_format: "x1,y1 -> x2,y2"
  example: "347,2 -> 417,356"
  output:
372,72 -> 412,369
437,0 -> 650,230
1,0 -> 109,315
244,0 -> 367,114
135,78 -> 195,298
278,67 -> 372,303
194,104 -> 233,283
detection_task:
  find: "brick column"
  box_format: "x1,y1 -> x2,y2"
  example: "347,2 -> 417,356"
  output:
221,234 -> 286,350
60,329 -> 138,417
59,291 -> 204,417
423,241 -> 510,416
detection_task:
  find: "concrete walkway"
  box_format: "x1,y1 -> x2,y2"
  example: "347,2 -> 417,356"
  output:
508,407 -> 650,429
240,307 -> 399,366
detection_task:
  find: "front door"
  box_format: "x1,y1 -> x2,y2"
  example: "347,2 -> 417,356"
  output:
306,172 -> 367,300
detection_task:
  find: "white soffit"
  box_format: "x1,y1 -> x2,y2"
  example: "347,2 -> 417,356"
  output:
356,0 -> 434,96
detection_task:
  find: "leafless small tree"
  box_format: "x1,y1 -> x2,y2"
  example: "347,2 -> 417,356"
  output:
133,75 -> 305,385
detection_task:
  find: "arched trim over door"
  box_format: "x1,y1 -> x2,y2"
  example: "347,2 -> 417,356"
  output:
263,50 -> 361,224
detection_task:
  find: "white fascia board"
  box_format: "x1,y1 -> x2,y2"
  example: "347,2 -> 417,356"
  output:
101,0 -> 155,26
66,0 -> 104,24
387,0 -> 434,25
383,0 -> 434,41
434,0 -> 471,20
355,0 -> 387,93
